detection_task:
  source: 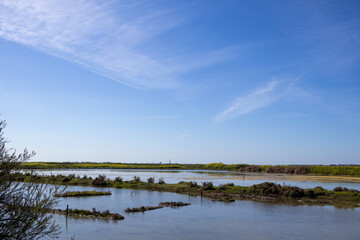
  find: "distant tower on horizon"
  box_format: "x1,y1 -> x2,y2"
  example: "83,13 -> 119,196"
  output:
169,159 -> 171,164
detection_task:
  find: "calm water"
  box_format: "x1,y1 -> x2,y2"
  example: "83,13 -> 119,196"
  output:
30,169 -> 360,190
52,185 -> 360,240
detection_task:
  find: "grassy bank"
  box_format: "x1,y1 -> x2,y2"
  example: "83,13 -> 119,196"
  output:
10,172 -> 360,208
54,190 -> 111,197
125,202 -> 190,213
21,162 -> 360,176
49,207 -> 124,220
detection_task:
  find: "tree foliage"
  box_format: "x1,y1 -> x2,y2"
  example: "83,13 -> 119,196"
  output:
0,119 -> 60,240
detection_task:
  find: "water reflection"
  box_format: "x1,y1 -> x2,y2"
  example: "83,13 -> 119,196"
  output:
53,185 -> 360,240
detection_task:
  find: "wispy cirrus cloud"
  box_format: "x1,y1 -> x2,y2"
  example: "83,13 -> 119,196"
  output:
214,79 -> 296,122
0,0 -> 237,89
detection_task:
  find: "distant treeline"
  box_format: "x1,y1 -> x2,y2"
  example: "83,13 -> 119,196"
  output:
21,162 -> 360,176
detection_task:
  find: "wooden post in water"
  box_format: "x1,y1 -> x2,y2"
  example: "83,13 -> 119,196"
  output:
200,187 -> 203,199
66,204 -> 69,216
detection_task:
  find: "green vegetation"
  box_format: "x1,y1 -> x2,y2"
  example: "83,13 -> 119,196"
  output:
49,207 -> 124,220
125,205 -> 163,213
307,166 -> 360,176
21,162 -> 360,176
159,201 -> 191,208
54,190 -> 111,197
125,201 -> 190,213
0,119 -> 60,240
9,172 -> 360,208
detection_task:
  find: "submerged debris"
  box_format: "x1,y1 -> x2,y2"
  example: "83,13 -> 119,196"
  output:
125,201 -> 191,213
125,205 -> 163,213
210,196 -> 235,202
159,201 -> 191,208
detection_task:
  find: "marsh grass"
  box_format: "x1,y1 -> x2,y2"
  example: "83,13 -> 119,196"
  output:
54,190 -> 111,197
9,172 -> 360,208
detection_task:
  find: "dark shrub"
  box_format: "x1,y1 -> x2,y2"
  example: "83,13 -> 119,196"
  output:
284,167 -> 295,174
266,166 -> 284,173
68,174 -> 76,179
62,177 -> 70,182
333,186 -> 344,192
256,182 -> 281,195
92,175 -> 107,186
158,178 -> 165,184
294,166 -> 309,174
147,177 -> 155,184
304,189 -> 316,198
333,186 -> 358,192
190,181 -> 198,188
114,177 -> 123,183
218,183 -> 233,190
202,181 -> 214,190
313,186 -> 326,196
246,165 -> 262,172
133,176 -> 140,182
287,187 -> 305,198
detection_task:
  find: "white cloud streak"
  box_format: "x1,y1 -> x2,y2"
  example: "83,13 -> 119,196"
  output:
214,79 -> 292,122
0,0 -> 237,89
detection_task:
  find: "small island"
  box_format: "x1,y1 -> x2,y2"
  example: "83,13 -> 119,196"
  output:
125,201 -> 191,213
54,190 -> 111,197
49,207 -> 124,220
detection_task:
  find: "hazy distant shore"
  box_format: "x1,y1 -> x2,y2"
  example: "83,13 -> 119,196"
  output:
21,162 -> 360,176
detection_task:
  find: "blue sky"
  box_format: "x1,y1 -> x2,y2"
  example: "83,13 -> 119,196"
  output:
0,0 -> 359,164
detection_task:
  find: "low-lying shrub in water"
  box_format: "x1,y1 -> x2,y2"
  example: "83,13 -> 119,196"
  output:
54,190 -> 111,197
202,181 -> 214,190
114,176 -> 123,182
190,181 -> 198,188
92,175 -> 107,186
147,177 -> 155,184
50,207 -> 124,220
333,186 -> 359,192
